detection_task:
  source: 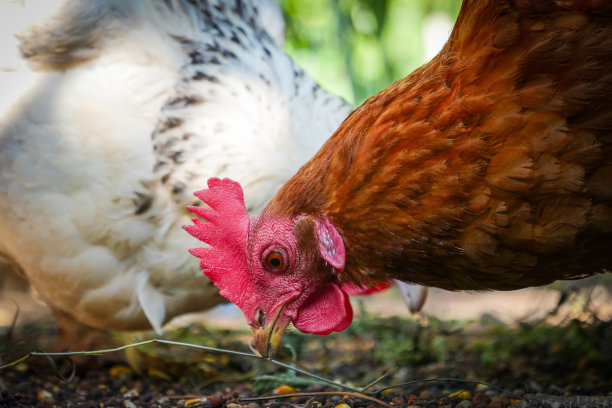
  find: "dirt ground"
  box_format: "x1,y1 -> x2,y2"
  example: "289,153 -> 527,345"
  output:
1,277 -> 611,407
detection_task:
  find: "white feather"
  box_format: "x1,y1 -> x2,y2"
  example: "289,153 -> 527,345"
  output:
136,272 -> 165,334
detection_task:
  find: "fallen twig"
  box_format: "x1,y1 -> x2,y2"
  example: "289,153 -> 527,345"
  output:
240,391 -> 393,408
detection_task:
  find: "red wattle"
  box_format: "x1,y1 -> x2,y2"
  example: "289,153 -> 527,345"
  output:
293,282 -> 353,335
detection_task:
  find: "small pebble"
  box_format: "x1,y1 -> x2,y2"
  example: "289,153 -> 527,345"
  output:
457,401 -> 474,408
390,396 -> 405,405
245,403 -> 260,408
123,388 -> 139,398
225,403 -> 241,408
437,396 -> 452,406
123,401 -> 138,408
419,390 -> 435,400
208,394 -> 224,407
527,381 -> 542,393
484,390 -> 498,399
88,388 -> 105,402
489,395 -> 510,408
309,383 -> 325,392
37,390 -> 55,405
472,392 -> 491,407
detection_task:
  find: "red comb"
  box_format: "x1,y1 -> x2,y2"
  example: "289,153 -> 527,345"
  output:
184,178 -> 252,307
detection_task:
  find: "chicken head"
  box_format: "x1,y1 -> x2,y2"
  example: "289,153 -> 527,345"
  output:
184,177 -> 359,358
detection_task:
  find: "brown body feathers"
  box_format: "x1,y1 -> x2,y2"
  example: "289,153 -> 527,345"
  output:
268,0 -> 612,291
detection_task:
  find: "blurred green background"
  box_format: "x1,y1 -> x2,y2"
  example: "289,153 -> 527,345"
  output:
279,0 -> 462,105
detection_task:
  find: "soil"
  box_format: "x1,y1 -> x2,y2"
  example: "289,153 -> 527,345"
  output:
1,295 -> 611,408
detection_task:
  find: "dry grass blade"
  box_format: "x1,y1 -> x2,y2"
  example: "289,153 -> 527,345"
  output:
2,339 -> 363,392
360,367 -> 398,392
0,353 -> 30,370
379,377 -> 522,400
44,355 -> 76,382
1,336 -> 524,404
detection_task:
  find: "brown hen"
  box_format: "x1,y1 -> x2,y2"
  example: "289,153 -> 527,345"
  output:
271,0 -> 612,290
186,0 -> 612,357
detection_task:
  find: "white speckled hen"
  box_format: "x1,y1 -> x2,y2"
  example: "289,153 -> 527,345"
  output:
0,0 -> 353,340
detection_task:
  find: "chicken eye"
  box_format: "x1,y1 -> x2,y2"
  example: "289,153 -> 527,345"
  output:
264,250 -> 285,271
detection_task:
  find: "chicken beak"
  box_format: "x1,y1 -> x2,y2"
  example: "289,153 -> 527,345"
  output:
251,304 -> 291,359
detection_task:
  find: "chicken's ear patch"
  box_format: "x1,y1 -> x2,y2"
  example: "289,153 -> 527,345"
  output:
315,217 -> 345,272
293,282 -> 353,334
